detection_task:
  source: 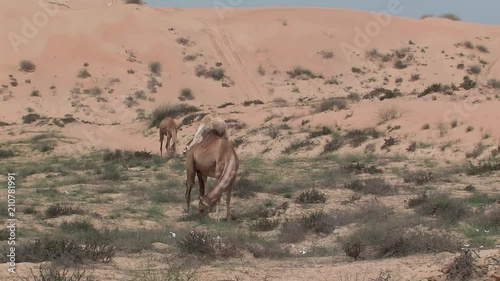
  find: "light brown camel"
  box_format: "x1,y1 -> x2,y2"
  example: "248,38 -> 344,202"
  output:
184,128 -> 239,221
158,117 -> 177,156
182,110 -> 228,155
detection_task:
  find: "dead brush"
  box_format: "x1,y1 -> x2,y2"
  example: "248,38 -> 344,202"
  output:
443,249 -> 477,281
315,97 -> 349,113
299,210 -> 336,235
410,193 -> 469,224
44,203 -> 85,219
342,235 -> 365,261
11,230 -> 116,264
177,230 -> 243,259
250,218 -> 280,231
344,178 -> 396,196
342,216 -> 458,259
334,201 -> 391,226
343,162 -> 383,174
295,189 -> 327,204
24,265 -> 95,281
308,126 -> 333,139
343,127 -> 382,147
277,219 -> 306,243
466,158 -> 500,175
407,191 -> 428,208
402,170 -> 435,185
233,175 -> 264,198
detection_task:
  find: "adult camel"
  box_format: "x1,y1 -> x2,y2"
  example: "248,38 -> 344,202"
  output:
158,117 -> 177,156
182,110 -> 228,156
184,128 -> 239,221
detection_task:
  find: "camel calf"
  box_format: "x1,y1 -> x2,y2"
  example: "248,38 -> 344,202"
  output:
184,128 -> 239,221
182,110 -> 228,155
158,117 -> 177,156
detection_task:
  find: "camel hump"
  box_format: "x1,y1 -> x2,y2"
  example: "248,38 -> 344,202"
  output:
212,122 -> 226,133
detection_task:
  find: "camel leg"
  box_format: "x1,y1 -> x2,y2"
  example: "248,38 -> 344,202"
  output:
226,190 -> 232,221
165,135 -> 171,154
216,199 -> 220,222
159,133 -> 164,157
213,163 -> 225,222
185,156 -> 196,213
171,127 -> 177,154
197,172 -> 207,197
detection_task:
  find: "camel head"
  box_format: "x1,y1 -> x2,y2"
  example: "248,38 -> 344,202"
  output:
198,196 -> 212,216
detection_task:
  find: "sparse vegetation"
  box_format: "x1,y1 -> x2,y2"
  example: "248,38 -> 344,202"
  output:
178,88 -> 194,101
410,73 -> 420,81
218,102 -> 234,108
149,61 -> 162,76
418,83 -> 454,97
0,149 -> 15,159
257,64 -> 266,75
183,54 -> 197,62
439,13 -> 461,21
243,99 -> 264,106
318,50 -> 334,59
487,79 -> 500,89
83,86 -> 102,96
295,189 -> 327,204
22,113 -> 43,124
363,88 -> 402,100
287,66 -> 323,79
393,59 -> 407,69
377,105 -> 400,124
315,98 -> 348,112
148,104 -> 200,128
324,78 -> 339,85
282,139 -> 315,154
351,67 -> 362,74
78,68 -> 91,78
176,37 -> 191,46
476,45 -> 489,53
195,65 -> 226,81
19,60 -> 36,72
467,65 -> 481,75
461,75 -> 476,90
308,126 -> 332,138
323,128 -> 381,153
346,92 -> 360,102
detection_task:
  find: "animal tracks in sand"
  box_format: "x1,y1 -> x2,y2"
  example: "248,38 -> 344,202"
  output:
203,21 -> 265,103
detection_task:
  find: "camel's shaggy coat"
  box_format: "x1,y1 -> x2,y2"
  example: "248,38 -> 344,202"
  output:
183,111 -> 228,155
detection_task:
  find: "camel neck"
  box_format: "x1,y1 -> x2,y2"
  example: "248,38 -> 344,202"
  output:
205,187 -> 224,206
